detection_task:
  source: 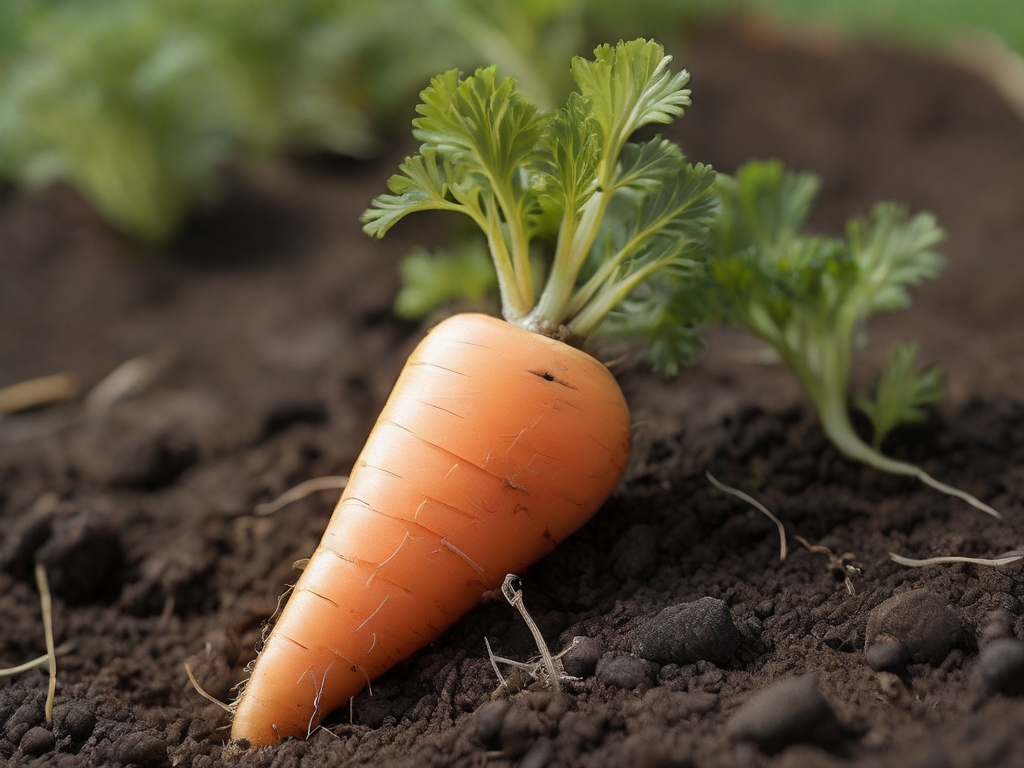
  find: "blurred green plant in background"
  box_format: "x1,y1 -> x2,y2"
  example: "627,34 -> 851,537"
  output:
0,0 -> 707,242
746,0 -> 1024,55
0,0 -> 1019,243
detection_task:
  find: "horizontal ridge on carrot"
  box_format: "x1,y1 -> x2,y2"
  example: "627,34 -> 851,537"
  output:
231,38 -> 718,746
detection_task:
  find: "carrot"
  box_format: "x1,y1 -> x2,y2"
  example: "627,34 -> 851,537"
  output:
231,314 -> 630,743
230,39 -> 718,745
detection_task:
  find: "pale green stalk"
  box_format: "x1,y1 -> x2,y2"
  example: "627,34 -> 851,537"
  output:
568,258 -> 666,337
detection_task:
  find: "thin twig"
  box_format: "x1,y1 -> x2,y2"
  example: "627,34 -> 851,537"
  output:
501,575 -> 561,693
793,536 -> 831,555
84,347 -> 177,414
794,536 -> 861,596
890,551 -> 1024,568
34,563 -> 56,722
184,660 -> 234,713
706,471 -> 787,561
0,373 -> 80,415
255,476 -> 349,516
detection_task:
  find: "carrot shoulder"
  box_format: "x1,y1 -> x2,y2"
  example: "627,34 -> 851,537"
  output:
231,313 -> 630,744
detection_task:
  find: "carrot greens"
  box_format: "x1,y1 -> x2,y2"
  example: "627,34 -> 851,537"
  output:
856,341 -> 943,449
393,239 -> 498,320
362,39 -> 717,365
709,159 -> 999,518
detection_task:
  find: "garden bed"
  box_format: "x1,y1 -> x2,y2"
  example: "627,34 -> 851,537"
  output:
2,21 -> 1024,768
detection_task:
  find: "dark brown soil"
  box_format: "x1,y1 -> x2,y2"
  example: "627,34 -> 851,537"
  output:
3,21 -> 1024,768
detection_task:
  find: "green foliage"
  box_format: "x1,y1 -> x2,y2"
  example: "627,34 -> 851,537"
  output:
394,240 -> 498,319
0,0 -> 698,243
710,159 -> 998,516
0,0 -> 376,241
363,39 -> 718,366
745,0 -> 1024,61
570,38 -> 691,176
535,92 -> 600,221
596,267 -> 713,376
856,342 -> 943,448
710,160 -> 943,393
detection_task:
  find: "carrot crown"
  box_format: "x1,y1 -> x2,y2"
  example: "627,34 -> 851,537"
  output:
362,39 -> 717,367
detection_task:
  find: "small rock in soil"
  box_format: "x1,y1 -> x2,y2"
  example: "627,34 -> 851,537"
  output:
638,687 -> 717,721
560,636 -> 604,678
53,701 -> 97,741
726,673 -> 841,753
518,739 -> 554,768
499,705 -> 542,758
4,695 -> 44,743
0,493 -> 58,578
610,524 -> 659,580
981,609 -> 1017,643
66,394 -> 214,487
595,653 -> 658,689
632,597 -> 742,666
864,590 -> 970,671
473,700 -> 511,750
19,726 -> 54,756
112,732 -> 169,767
35,509 -> 121,602
971,638 -> 1024,695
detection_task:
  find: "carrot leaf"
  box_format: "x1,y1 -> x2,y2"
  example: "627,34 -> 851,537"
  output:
535,92 -> 599,222
855,342 -> 943,448
710,159 -> 998,518
360,151 -> 472,237
571,38 -> 692,182
363,38 -> 716,351
394,240 -> 497,320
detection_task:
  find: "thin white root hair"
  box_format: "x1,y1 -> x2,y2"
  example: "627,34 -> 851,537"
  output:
306,661 -> 334,737
184,660 -> 233,713
484,638 -> 508,690
255,476 -> 349,516
909,466 -> 1003,520
501,574 -> 561,693
706,471 -> 788,561
33,563 -> 57,723
794,536 -> 861,596
0,654 -> 49,677
890,551 -> 1024,568
84,346 -> 177,414
0,640 -> 76,680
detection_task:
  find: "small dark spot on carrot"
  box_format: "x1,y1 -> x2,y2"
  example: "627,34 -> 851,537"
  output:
529,370 -> 577,389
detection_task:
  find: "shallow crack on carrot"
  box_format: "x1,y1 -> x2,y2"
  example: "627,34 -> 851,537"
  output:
529,369 -> 578,389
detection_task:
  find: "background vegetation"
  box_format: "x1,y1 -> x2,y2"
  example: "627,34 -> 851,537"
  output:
0,0 -> 1018,243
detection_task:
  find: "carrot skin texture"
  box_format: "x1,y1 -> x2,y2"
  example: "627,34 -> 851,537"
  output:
231,313 -> 630,745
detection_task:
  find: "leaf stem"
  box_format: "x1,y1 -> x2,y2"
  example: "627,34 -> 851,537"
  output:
568,258 -> 665,338
484,201 -> 530,322
814,384 -> 1002,520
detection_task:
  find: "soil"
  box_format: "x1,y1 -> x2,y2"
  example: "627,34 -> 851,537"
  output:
3,19 -> 1024,768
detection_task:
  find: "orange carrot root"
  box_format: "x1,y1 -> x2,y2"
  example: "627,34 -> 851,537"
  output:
231,314 -> 630,745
